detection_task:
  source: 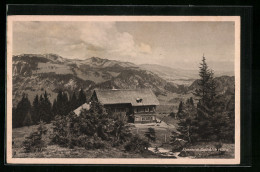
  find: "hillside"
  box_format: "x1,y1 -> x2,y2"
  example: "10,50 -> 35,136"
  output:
12,54 -> 179,106
188,75 -> 235,95
12,54 -> 235,107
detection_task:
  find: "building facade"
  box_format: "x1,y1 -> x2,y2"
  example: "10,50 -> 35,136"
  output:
91,89 -> 160,123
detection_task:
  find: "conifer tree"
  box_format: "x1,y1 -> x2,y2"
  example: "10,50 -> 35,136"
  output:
52,99 -> 57,116
23,111 -> 33,127
62,92 -> 70,115
177,101 -> 184,118
13,93 -> 31,128
23,121 -> 47,152
189,97 -> 194,106
194,55 -> 211,104
55,90 -> 70,116
193,55 -> 217,141
70,91 -> 78,111
38,91 -> 52,123
175,116 -> 199,143
31,94 -> 39,124
78,89 -> 86,107
38,95 -> 44,122
43,91 -> 53,122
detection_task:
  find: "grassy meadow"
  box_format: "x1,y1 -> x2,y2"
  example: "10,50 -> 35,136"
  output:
12,112 -> 234,159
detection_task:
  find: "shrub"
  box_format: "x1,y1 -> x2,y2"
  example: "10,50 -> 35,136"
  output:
124,136 -> 150,153
50,115 -> 70,147
214,142 -> 223,151
144,128 -> 156,142
84,136 -> 106,150
23,121 -> 47,153
50,101 -> 131,150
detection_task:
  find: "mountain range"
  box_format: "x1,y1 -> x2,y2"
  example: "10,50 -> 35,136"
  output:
12,53 -> 234,107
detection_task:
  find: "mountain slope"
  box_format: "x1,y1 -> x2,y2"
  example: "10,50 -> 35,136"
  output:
188,75 -> 235,95
12,54 -> 179,106
12,54 -> 235,107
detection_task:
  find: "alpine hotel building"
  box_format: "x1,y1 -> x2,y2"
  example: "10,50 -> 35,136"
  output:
91,89 -> 160,123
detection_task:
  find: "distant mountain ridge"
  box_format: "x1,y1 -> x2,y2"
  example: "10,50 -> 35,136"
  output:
12,53 -> 235,107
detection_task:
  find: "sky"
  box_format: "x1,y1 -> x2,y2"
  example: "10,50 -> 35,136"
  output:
13,21 -> 235,71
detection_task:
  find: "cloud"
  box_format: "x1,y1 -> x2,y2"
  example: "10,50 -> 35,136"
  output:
12,21 -> 235,71
139,43 -> 152,54
13,21 -> 164,65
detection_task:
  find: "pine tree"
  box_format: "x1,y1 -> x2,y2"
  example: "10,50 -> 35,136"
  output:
55,90 -> 70,116
177,101 -> 184,118
189,97 -> 194,106
63,92 -> 71,115
78,89 -> 86,107
43,91 -> 53,122
193,55 -> 217,141
13,93 -> 31,128
70,91 -> 78,111
38,91 -> 52,123
23,111 -> 33,127
23,121 -> 47,152
38,95 -> 44,121
31,94 -> 40,124
176,116 -> 199,143
52,99 -> 57,116
194,55 -> 212,104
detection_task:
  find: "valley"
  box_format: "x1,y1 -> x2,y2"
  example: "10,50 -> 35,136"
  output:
12,53 -> 234,111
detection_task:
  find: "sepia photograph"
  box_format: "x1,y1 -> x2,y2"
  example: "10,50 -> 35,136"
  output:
6,16 -> 240,164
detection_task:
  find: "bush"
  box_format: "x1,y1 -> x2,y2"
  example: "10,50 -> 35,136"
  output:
84,136 -> 106,150
23,121 -> 47,153
144,128 -> 156,142
214,142 -> 223,151
124,136 -> 150,153
50,101 -> 131,150
50,115 -> 70,147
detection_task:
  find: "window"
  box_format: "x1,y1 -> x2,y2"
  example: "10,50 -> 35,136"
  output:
145,107 -> 149,112
142,116 -> 152,121
136,98 -> 143,103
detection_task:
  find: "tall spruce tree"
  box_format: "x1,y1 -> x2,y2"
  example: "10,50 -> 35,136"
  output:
38,91 -> 52,123
23,111 -> 33,127
177,101 -> 184,118
193,55 -> 217,141
189,97 -> 194,106
78,89 -> 86,107
38,95 -> 44,121
31,94 -> 40,124
43,91 -> 53,122
62,92 -> 70,115
55,90 -> 70,116
194,56 -> 212,104
70,91 -> 78,111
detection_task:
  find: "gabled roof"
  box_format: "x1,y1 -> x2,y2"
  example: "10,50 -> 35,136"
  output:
73,103 -> 90,116
93,89 -> 159,106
